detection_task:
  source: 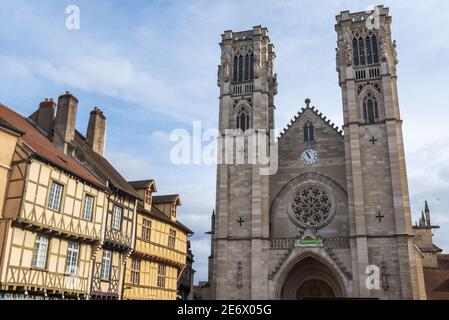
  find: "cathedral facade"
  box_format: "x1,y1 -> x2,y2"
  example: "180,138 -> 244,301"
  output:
207,6 -> 428,300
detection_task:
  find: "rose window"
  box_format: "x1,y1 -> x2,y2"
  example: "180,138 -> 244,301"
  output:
288,185 -> 335,229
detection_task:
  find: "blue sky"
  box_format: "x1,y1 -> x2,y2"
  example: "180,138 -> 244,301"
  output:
1,0 -> 448,284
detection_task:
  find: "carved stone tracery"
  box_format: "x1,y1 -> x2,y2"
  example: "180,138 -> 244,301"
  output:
288,185 -> 336,229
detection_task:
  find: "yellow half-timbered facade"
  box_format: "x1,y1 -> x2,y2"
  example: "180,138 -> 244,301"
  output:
0,92 -> 193,300
89,189 -> 137,300
0,102 -> 107,299
123,181 -> 193,300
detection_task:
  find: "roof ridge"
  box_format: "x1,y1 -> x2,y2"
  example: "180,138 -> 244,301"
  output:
0,102 -> 107,189
278,102 -> 344,141
0,102 -> 32,121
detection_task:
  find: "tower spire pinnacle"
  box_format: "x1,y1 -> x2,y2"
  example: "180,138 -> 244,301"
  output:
424,200 -> 431,227
305,98 -> 311,108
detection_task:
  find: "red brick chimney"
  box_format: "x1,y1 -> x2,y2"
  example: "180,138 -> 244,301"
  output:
29,98 -> 56,134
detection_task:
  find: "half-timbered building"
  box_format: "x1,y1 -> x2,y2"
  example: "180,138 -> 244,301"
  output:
122,181 -> 193,300
0,101 -> 108,299
66,99 -> 140,300
1,91 -> 194,300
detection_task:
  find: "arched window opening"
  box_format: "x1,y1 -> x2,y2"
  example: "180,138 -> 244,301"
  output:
233,56 -> 238,82
366,36 -> 373,65
244,54 -> 250,81
372,35 -> 379,64
358,37 -> 366,65
363,98 -> 379,124
352,38 -> 359,66
237,108 -> 250,132
250,54 -> 254,80
353,34 -> 380,67
304,121 -> 314,142
238,55 -> 243,82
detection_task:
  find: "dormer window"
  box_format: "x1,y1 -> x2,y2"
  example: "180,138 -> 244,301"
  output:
145,189 -> 152,206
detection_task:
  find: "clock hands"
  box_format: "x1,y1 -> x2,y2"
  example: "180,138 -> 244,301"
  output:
302,149 -> 317,165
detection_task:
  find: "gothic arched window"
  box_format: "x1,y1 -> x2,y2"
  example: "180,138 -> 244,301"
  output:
358,37 -> 366,65
366,36 -> 373,65
233,56 -> 238,82
353,38 -> 359,66
249,54 -> 254,80
371,35 -> 379,64
353,33 -> 379,67
236,108 -> 250,132
363,98 -> 379,124
244,54 -> 250,81
238,55 -> 243,82
366,34 -> 379,65
304,121 -> 314,142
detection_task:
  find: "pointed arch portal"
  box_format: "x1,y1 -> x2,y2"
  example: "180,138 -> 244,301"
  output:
278,255 -> 346,300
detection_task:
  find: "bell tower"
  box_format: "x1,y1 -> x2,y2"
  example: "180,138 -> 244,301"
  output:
335,6 -> 425,299
211,25 -> 277,299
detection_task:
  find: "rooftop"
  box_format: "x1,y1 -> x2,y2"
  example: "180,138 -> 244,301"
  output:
0,103 -> 106,190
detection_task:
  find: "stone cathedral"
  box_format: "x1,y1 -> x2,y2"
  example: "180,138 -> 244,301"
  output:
201,6 -> 439,300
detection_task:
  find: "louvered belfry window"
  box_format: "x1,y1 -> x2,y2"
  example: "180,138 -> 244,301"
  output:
233,53 -> 254,82
353,34 -> 380,66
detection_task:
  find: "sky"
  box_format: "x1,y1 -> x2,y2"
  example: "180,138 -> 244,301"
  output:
1,0 -> 448,284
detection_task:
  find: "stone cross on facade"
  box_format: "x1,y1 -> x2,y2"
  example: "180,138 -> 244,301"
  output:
376,211 -> 385,222
369,136 -> 378,145
237,216 -> 245,226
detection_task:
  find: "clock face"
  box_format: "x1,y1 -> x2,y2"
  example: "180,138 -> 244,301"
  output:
301,149 -> 318,165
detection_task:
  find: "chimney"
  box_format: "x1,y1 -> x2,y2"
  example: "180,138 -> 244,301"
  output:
53,91 -> 78,154
30,98 -> 56,134
86,107 -> 106,156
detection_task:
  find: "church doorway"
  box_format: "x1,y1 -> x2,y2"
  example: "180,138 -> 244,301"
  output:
296,279 -> 335,299
279,255 -> 345,300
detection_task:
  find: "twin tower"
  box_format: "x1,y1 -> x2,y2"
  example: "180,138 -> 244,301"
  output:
207,6 -> 427,300
208,6 -> 425,299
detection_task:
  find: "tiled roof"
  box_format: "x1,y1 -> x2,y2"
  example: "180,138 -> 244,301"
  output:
437,254 -> 449,269
153,194 -> 181,205
128,179 -> 156,191
0,117 -> 24,135
420,244 -> 443,253
423,254 -> 449,299
137,203 -> 193,235
73,131 -> 140,199
0,103 -> 106,189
